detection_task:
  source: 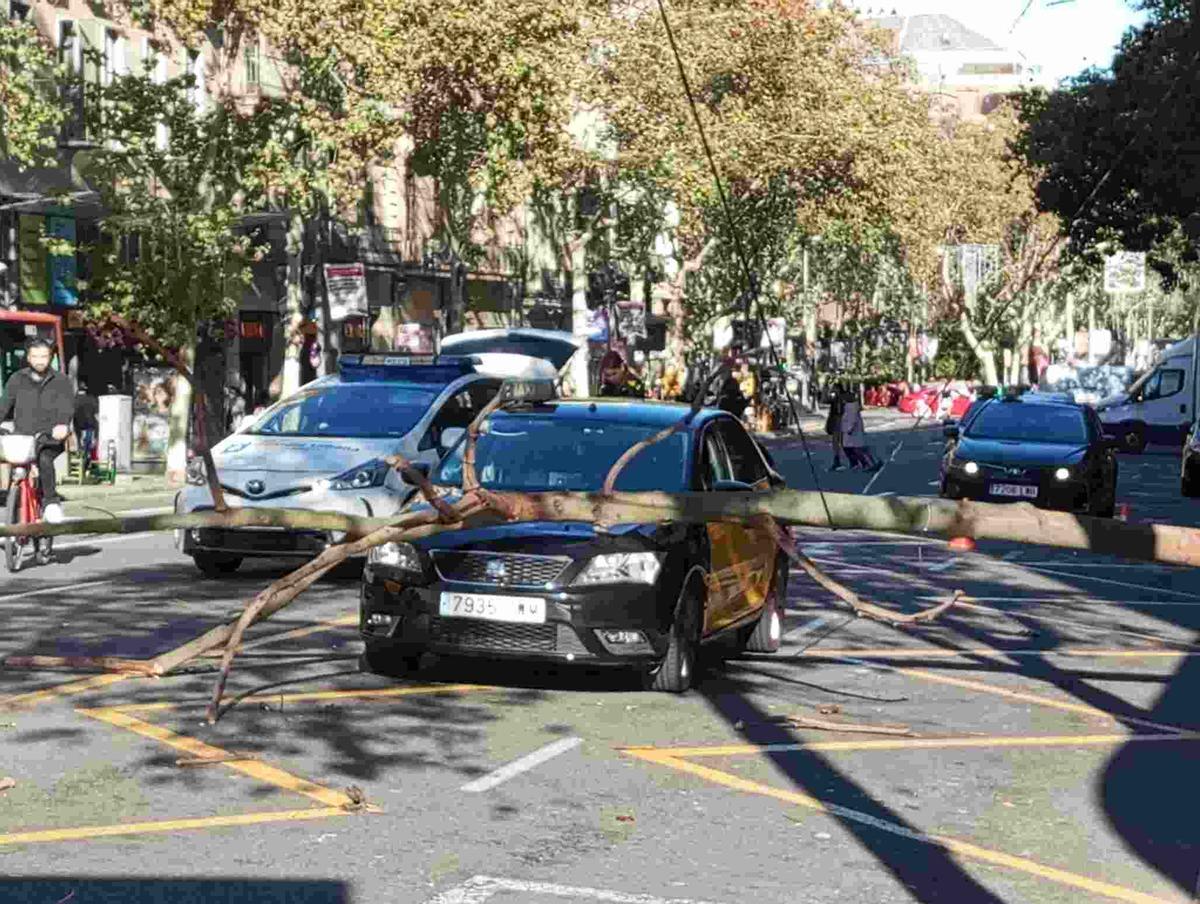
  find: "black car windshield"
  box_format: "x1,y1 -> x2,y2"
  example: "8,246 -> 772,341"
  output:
433,416 -> 689,492
967,403 -> 1089,444
247,384 -> 439,439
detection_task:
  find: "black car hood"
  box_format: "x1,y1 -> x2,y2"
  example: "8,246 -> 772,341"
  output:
956,436 -> 1088,466
405,494 -> 660,553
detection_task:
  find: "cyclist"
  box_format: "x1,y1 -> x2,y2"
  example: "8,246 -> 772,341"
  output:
0,337 -> 75,524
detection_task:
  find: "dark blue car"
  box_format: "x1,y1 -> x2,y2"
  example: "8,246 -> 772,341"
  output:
940,395 -> 1118,517
359,399 -> 788,692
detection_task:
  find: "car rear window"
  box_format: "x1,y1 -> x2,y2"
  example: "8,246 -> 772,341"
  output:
433,416 -> 689,492
247,384 -> 439,439
967,403 -> 1088,444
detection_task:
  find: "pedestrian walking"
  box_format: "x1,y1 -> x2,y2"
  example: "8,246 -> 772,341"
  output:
841,388 -> 882,472
825,385 -> 846,471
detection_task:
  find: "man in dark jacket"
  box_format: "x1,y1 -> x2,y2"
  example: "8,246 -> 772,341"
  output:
0,338 -> 75,523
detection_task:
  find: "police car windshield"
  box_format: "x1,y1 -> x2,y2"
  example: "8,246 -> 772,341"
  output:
248,384 -> 439,439
433,416 -> 689,492
967,403 -> 1089,444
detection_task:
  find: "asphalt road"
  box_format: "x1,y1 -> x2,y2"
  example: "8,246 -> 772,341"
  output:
1,416 -> 1198,904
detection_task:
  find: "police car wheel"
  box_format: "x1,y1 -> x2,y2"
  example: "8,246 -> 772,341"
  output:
192,553 -> 243,577
645,580 -> 703,693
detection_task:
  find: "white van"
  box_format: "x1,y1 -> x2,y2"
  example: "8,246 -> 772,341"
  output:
1096,336 -> 1194,452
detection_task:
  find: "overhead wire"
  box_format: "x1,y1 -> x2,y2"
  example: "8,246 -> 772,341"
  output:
652,0 -> 837,530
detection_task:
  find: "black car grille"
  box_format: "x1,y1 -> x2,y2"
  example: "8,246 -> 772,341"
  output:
431,551 -> 570,588
429,617 -> 558,652
978,463 -> 1041,480
196,528 -> 326,553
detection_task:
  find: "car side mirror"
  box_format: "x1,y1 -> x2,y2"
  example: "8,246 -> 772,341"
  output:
943,423 -> 960,440
440,426 -> 466,451
711,479 -> 755,492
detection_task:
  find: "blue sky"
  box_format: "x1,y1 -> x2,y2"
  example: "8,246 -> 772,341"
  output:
852,0 -> 1149,84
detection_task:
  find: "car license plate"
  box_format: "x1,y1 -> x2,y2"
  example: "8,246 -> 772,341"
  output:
438,592 -> 546,624
989,483 -> 1038,499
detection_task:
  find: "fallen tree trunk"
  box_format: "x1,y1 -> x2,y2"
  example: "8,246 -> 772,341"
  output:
5,491 -> 1200,569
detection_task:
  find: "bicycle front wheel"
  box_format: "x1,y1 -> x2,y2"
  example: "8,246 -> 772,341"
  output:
5,482 -> 23,573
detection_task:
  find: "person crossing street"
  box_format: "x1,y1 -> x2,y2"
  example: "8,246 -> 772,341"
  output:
0,337 -> 75,524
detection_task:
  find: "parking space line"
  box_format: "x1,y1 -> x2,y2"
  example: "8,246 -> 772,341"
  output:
621,731 -> 1200,759
783,616 -> 828,641
835,658 -> 1185,734
460,736 -> 583,792
427,875 -> 728,904
799,647 -> 1193,659
628,751 -> 1174,904
0,579 -> 113,603
0,807 -> 350,847
54,531 -> 161,550
106,682 -> 493,714
1022,565 -> 1200,599
916,595 -> 1200,607
79,707 -> 363,809
1,673 -> 132,710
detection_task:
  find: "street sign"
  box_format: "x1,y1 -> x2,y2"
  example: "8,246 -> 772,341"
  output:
760,317 -> 786,350
325,262 -> 368,321
1103,252 -> 1146,293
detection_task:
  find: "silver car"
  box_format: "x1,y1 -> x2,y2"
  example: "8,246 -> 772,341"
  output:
176,331 -> 579,576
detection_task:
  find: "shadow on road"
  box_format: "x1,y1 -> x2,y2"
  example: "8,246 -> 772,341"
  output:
0,877 -> 349,904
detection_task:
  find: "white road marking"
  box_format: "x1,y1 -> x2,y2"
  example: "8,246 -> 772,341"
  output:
427,876 -> 729,904
1024,564 -> 1200,599
872,490 -> 895,497
916,595 -> 1200,608
55,531 -> 162,550
63,506 -> 172,521
927,480 -> 941,487
0,579 -> 113,603
924,558 -> 959,573
783,615 -> 829,641
1000,551 -> 1021,561
460,736 -> 583,793
1002,561 -> 1185,570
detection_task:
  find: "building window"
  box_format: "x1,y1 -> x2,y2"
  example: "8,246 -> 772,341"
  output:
244,41 -> 260,88
58,20 -> 81,74
185,49 -> 205,109
103,29 -> 127,86
8,1 -> 31,21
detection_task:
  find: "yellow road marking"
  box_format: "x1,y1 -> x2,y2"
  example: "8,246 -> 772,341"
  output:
622,731 -> 1200,759
875,664 -> 1185,734
78,707 -> 360,809
105,682 -> 492,714
802,647 -> 1193,659
0,673 -> 133,710
0,808 -> 349,847
629,749 -> 1174,904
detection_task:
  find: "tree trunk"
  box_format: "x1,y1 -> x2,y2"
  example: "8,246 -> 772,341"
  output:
165,342 -> 195,485
281,208 -> 304,398
959,310 -> 998,386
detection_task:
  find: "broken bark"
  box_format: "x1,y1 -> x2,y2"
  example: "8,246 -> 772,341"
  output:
1,655 -> 159,676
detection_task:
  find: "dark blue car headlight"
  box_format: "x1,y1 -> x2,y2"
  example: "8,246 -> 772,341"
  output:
328,459 -> 390,491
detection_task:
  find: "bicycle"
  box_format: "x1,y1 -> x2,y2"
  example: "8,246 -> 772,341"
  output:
1,431 -> 54,573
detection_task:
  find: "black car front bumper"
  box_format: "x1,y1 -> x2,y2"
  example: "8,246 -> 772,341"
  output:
942,473 -> 1090,511
360,567 -> 672,665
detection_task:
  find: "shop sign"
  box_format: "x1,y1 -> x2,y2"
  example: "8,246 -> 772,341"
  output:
616,300 -> 646,338
46,214 -> 78,307
131,366 -> 177,462
759,317 -> 786,350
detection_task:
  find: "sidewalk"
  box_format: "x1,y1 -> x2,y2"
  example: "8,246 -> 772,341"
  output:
58,473 -> 177,518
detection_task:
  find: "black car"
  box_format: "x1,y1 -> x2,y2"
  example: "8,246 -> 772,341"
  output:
359,398 -> 789,692
940,395 -> 1118,517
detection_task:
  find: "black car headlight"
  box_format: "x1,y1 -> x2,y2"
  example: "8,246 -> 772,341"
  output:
1053,466 -> 1072,481
328,459 -> 390,491
572,552 -> 661,586
950,457 -> 979,476
367,541 -> 422,572
185,457 -> 207,487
